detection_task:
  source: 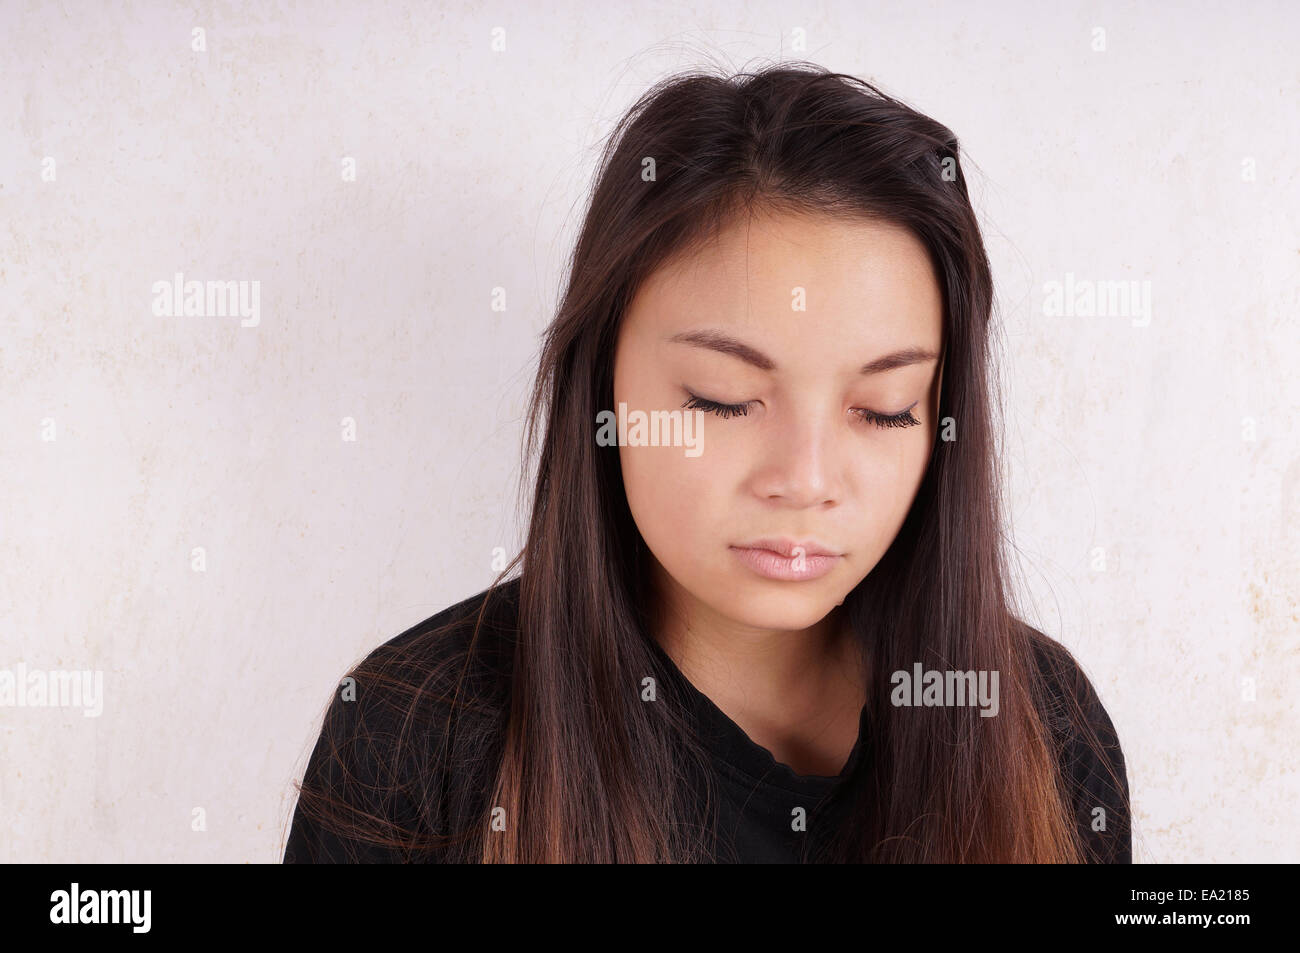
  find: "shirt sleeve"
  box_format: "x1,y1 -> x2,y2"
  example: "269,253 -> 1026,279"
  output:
283,671 -> 440,864
1034,636 -> 1133,863
1064,667 -> 1132,863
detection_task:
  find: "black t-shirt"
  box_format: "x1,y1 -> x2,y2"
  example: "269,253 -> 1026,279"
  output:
284,576 -> 1131,863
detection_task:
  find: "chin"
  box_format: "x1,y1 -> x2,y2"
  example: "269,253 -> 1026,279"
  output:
719,588 -> 840,631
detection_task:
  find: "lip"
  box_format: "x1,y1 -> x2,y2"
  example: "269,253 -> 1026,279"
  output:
732,537 -> 841,558
729,538 -> 843,581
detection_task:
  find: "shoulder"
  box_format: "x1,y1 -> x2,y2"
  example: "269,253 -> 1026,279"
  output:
329,574 -> 519,749
1023,623 -> 1132,863
1025,625 -> 1122,757
284,576 -> 519,863
359,574 -> 520,702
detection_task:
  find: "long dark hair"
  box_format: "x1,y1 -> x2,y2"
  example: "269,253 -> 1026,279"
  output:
292,62 -> 1122,862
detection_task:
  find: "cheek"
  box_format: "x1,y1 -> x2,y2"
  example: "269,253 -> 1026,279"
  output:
853,431 -> 932,553
620,444 -> 726,561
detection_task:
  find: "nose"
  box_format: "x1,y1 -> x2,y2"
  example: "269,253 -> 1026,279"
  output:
748,405 -> 843,507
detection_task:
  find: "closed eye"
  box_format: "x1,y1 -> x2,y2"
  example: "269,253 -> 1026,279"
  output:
852,403 -> 921,429
681,393 -> 921,430
682,394 -> 753,419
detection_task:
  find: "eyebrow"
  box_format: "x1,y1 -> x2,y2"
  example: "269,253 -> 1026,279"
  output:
666,328 -> 940,375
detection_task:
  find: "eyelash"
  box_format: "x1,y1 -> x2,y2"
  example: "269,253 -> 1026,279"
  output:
681,393 -> 921,430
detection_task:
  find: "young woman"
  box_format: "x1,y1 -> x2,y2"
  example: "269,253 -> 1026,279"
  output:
284,63 -> 1131,863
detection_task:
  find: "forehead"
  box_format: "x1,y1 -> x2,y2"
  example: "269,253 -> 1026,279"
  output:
625,208 -> 944,350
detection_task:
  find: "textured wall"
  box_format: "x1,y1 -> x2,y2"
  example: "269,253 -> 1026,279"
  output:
1,0 -> 1296,863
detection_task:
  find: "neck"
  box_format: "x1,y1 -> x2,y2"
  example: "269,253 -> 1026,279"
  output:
646,558 -> 865,740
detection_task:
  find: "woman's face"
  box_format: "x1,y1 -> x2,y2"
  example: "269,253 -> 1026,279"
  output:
612,208 -> 945,634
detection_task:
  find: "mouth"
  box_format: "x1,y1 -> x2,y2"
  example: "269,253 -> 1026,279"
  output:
728,538 -> 843,581
731,537 -> 842,558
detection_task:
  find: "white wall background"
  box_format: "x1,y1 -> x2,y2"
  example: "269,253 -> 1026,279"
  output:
1,0 -> 1296,863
